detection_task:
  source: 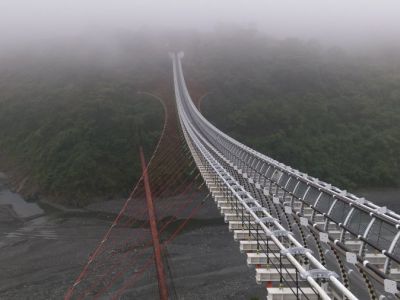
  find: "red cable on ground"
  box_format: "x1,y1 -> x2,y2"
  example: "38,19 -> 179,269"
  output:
92,193 -> 207,300
73,159 -> 197,298
111,200 -> 206,300
82,159 -> 196,270
139,147 -> 169,300
84,155 -> 198,292
91,195 -> 201,300
79,180 -> 201,299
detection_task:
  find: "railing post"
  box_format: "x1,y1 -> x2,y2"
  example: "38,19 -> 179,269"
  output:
296,268 -> 299,298
279,250 -> 283,288
256,223 -> 259,252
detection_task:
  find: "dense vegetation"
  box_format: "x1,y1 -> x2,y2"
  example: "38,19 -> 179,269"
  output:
0,36 -> 166,205
0,30 -> 399,205
182,30 -> 400,189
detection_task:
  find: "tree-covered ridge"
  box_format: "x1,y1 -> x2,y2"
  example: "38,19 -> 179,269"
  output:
0,37 -> 166,206
182,33 -> 400,189
0,89 -> 163,205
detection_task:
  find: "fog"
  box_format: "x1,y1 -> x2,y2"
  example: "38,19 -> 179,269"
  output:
1,0 -> 400,50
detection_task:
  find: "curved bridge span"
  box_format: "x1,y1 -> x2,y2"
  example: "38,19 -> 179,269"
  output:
66,53 -> 400,300
172,52 -> 400,300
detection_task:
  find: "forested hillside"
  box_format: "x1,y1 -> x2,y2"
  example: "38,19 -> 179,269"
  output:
0,30 -> 399,206
182,30 -> 400,189
0,35 -> 167,205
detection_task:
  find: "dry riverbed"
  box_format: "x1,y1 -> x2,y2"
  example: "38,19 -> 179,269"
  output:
0,173 -> 265,300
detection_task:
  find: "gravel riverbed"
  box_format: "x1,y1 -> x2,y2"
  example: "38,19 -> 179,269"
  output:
0,174 -> 265,300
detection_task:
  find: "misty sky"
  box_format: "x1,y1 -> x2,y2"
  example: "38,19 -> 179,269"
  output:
1,0 -> 400,47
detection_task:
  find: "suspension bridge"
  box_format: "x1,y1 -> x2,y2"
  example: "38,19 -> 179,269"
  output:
65,52 -> 400,299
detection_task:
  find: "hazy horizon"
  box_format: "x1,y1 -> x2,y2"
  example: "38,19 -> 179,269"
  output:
1,0 -> 400,51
